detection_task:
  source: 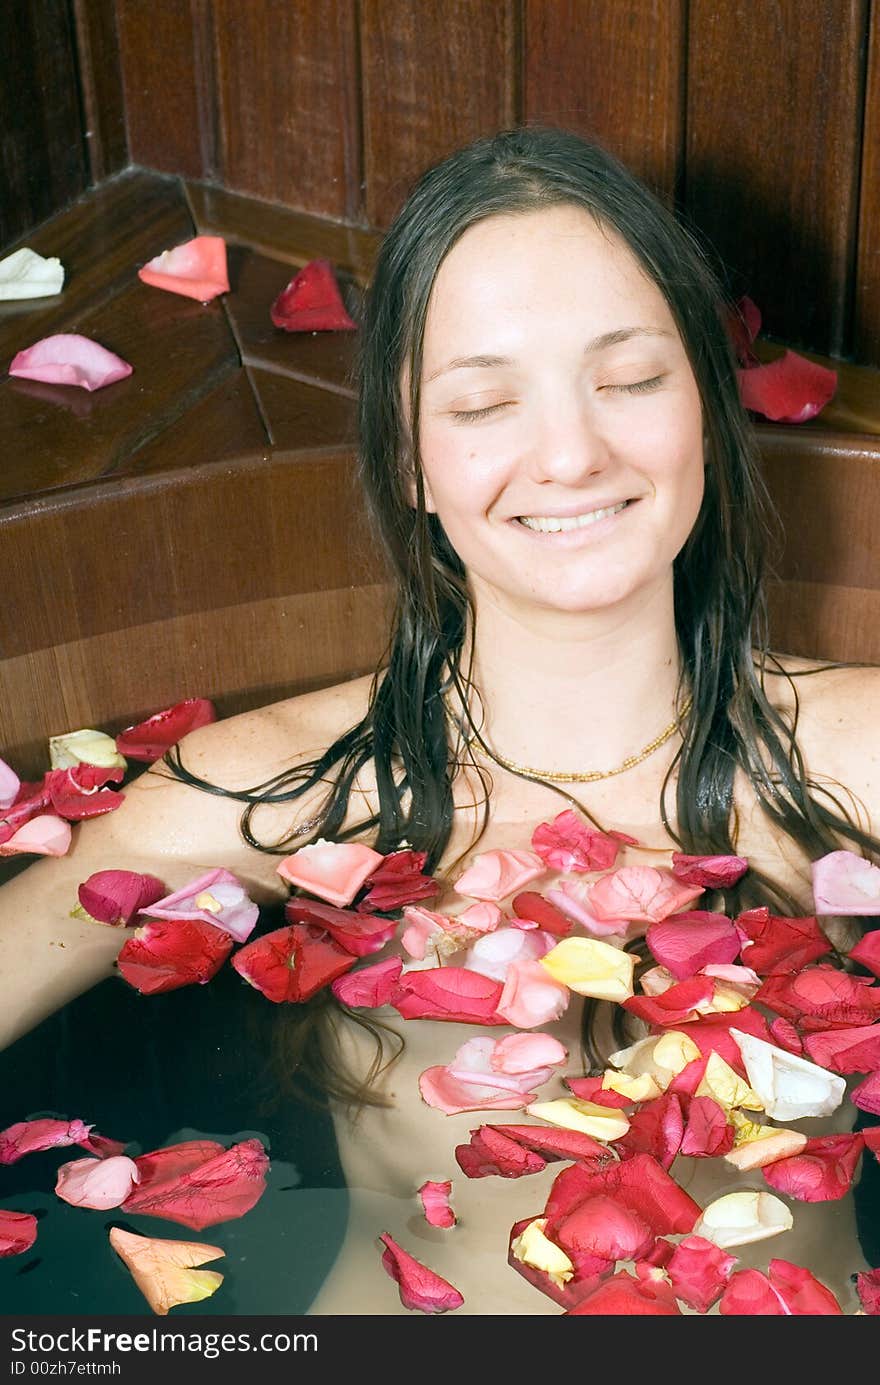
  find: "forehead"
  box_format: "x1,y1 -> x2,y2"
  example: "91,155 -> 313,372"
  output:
421,204 -> 674,366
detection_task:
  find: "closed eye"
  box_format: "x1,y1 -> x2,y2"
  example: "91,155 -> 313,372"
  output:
449,402 -> 511,421
604,375 -> 666,394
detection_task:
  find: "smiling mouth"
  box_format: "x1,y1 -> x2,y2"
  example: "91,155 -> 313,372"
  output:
516,501 -> 631,532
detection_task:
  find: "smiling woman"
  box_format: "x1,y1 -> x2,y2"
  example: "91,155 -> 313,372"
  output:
1,126 -> 879,1317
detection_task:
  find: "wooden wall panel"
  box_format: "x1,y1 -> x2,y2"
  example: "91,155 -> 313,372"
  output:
360,0 -> 517,227
854,5 -> 880,362
212,0 -> 360,221
686,0 -> 867,358
523,0 -> 686,202
116,0 -> 207,180
0,0 -> 89,248
71,0 -> 128,183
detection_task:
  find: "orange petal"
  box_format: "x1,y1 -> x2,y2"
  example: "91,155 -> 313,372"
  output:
108,1227 -> 224,1315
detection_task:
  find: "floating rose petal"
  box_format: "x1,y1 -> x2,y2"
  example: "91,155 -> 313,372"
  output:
545,879 -> 630,938
724,1117 -> 808,1172
115,699 -> 217,762
851,1070 -> 880,1116
588,866 -> 703,924
0,813 -> 71,857
729,1027 -> 845,1120
762,1132 -> 864,1202
803,1023 -> 880,1073
143,868 -> 258,942
9,334 -> 132,392
270,259 -> 356,332
456,1125 -> 548,1179
646,910 -> 741,981
670,853 -> 749,888
232,923 -> 354,1003
357,849 -> 438,911
44,766 -> 125,821
464,924 -> 554,981
566,1270 -> 681,1315
492,1124 -> 612,1166
615,1093 -> 684,1169
566,1075 -> 633,1108
331,956 -> 402,1007
108,1227 -> 224,1315
0,758 -> 20,810
0,247 -> 64,299
693,1190 -> 793,1249
495,958 -> 570,1028
737,350 -> 837,423
0,1117 -> 98,1164
719,1267 -> 788,1314
276,839 -> 383,907
392,965 -> 507,1024
756,965 -> 880,1031
117,918 -> 233,994
530,811 -> 624,873
285,897 -> 397,956
539,936 -> 635,1001
75,870 -> 166,927
454,848 -> 545,901
55,1154 -> 140,1209
812,849 -> 880,914
379,1233 -> 463,1313
418,1181 -> 456,1228
555,1193 -> 656,1264
857,1267 -> 880,1314
0,1209 -> 37,1256
694,1051 -> 763,1112
122,1137 -> 268,1229
735,906 -> 831,975
509,1217 -> 579,1300
720,1259 -> 842,1315
419,1033 -> 566,1115
665,1235 -> 737,1313
512,892 -> 573,937
678,1006 -> 772,1069
623,975 -> 715,1026
680,1096 -> 734,1157
526,1098 -> 630,1142
138,236 -> 229,302
850,930 -> 880,978
769,1017 -> 804,1054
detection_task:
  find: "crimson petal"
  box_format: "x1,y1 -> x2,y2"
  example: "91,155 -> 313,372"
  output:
284,898 -> 397,956
391,966 -> 507,1024
761,1133 -> 864,1202
737,350 -> 837,423
232,924 -> 354,1003
115,699 -> 217,762
379,1233 -> 463,1313
0,1209 -> 37,1256
270,260 -> 356,332
735,907 -> 831,975
670,854 -> 749,888
116,918 -> 233,994
122,1138 -> 269,1229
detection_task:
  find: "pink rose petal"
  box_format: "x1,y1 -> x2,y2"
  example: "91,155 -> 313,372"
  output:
588,866 -> 703,924
55,1154 -> 140,1210
138,236 -> 229,302
531,811 -> 624,873
0,1209 -> 37,1257
379,1233 -> 463,1313
330,956 -> 403,1007
646,910 -> 742,980
9,333 -> 132,391
812,850 -> 880,915
276,840 -> 383,907
670,854 -> 749,888
418,1181 -> 456,1228
0,814 -> 71,857
77,870 -> 167,926
454,848 -> 545,901
0,758 -> 20,810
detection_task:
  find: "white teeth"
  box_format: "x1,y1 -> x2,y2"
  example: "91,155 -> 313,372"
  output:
518,502 -> 628,533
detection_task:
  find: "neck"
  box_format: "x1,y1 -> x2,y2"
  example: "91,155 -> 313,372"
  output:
452,576 -> 685,777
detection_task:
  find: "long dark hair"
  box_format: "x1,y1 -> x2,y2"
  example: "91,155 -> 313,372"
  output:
168,125 -> 878,1095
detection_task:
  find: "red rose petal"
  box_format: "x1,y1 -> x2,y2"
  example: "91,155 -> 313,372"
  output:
270,259 -> 357,332
77,870 -> 167,926
666,1235 -> 737,1313
762,1133 -> 865,1201
856,1267 -> 880,1313
357,849 -> 439,911
850,930 -> 880,978
0,1209 -> 37,1256
803,1024 -> 880,1073
737,350 -> 837,423
615,1093 -> 684,1169
232,924 -> 355,1003
769,1016 -> 804,1054
455,1125 -> 548,1179
117,918 -> 233,995
565,1075 -> 633,1108
512,892 -> 573,937
492,1124 -> 613,1165
284,898 -> 397,956
719,1268 -> 786,1314
545,1153 -> 700,1238
679,1096 -> 734,1157
391,966 -> 507,1024
766,1258 -> 843,1314
623,975 -> 715,1026
115,699 -> 217,762
735,907 -> 832,975
566,1270 -> 681,1315
379,1233 -> 463,1313
507,1217 -> 609,1310
554,1194 -> 656,1264
646,910 -> 742,981
851,1070 -> 880,1115
1,1117 -> 95,1164
331,956 -> 403,1007
122,1137 -> 269,1230
756,965 -> 880,1030
670,854 -> 749,888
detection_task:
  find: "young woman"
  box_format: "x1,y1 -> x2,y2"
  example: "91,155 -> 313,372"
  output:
1,127 -> 878,1315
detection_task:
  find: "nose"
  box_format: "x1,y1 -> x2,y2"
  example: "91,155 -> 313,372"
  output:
524,391 -> 612,486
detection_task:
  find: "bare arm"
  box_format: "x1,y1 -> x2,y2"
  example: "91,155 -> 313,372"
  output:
0,678 -> 374,1052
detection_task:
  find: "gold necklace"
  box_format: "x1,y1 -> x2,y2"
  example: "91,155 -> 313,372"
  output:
479,693 -> 693,784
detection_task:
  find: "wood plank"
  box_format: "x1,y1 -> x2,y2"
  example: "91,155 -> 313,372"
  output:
523,0 -> 686,201
686,0 -> 868,357
115,0 -> 207,179
0,171 -> 193,362
0,450 -> 384,657
116,369 -> 269,477
212,0 -> 361,221
186,181 -> 380,283
0,0 -> 89,247
223,248 -> 360,395
0,583 -> 392,781
767,580 -> 880,664
360,0 -> 517,227
0,278 -> 237,505
854,4 -> 880,363
247,368 -> 358,449
71,0 -> 128,183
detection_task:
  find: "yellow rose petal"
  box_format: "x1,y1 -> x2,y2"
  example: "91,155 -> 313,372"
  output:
601,1070 -> 662,1102
510,1217 -> 574,1287
525,1098 -> 630,1140
539,937 -> 634,1002
696,1052 -> 763,1112
49,729 -> 127,771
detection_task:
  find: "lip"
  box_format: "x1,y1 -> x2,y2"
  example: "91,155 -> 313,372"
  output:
509,498 -> 636,522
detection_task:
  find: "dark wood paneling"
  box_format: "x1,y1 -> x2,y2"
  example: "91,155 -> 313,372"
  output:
0,451 -> 383,658
247,369 -> 358,449
523,0 -> 686,201
360,0 -> 517,227
686,0 -> 868,357
116,0 -> 206,179
0,171 -> 192,363
212,0 -> 361,220
186,181 -> 380,283
855,5 -> 880,362
116,370 -> 269,477
0,1 -> 89,247
71,0 -> 128,183
0,280 -> 237,505
224,249 -> 360,395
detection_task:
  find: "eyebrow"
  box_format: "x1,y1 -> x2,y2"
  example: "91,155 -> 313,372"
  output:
424,327 -> 674,383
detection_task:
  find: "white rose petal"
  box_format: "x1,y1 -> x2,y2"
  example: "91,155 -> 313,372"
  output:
693,1190 -> 793,1249
730,1028 -> 846,1120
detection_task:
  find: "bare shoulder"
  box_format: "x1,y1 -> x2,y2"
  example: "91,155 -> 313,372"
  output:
760,650 -> 880,827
